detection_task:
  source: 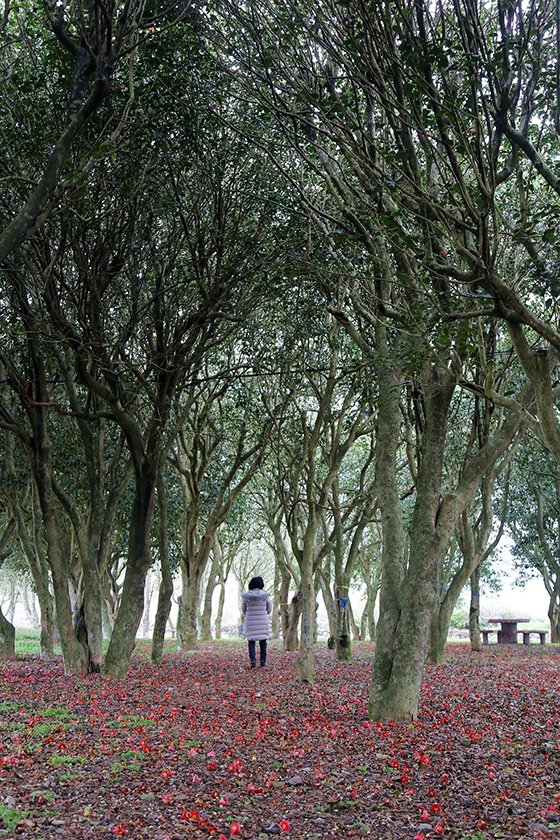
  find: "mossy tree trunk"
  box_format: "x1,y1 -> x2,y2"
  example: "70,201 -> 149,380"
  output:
0,518 -> 16,661
0,608 -> 15,661
428,403 -> 515,665
104,463 -> 158,677
284,592 -> 302,651
265,504 -> 299,644
295,536 -> 316,682
371,355 -> 530,719
200,538 -> 222,641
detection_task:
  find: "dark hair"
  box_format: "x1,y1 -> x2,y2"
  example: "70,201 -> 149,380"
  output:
248,576 -> 264,590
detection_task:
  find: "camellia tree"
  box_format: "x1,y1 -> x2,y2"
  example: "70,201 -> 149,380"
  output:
0,0 -> 306,677
209,0 -> 548,718
507,436 -> 560,643
0,0 -> 160,263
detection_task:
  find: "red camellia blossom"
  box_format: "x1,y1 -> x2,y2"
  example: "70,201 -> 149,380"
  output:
278,818 -> 291,832
229,822 -> 242,836
181,808 -> 201,822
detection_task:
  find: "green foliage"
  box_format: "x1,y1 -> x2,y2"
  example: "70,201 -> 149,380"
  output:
0,805 -> 29,832
49,754 -> 86,767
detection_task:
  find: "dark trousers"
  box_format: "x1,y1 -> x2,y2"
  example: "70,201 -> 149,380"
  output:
248,639 -> 267,667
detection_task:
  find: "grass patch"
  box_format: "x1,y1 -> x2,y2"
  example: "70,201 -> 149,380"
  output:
0,701 -> 20,713
0,805 -> 29,832
108,714 -> 154,729
42,706 -> 72,720
49,754 -> 86,767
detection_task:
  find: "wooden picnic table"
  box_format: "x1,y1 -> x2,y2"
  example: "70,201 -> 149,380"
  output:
488,617 -> 530,644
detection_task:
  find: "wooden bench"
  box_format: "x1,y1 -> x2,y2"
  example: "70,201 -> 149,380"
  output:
518,629 -> 548,645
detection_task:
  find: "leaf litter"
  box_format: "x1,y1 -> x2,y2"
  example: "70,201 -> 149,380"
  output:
0,642 -> 559,839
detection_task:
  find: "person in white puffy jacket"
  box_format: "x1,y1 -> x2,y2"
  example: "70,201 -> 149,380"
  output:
241,576 -> 272,668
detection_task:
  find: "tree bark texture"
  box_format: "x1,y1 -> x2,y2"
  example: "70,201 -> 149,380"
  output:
285,591 -> 302,651
152,474 -> 174,664
469,566 -> 483,652
104,468 -> 157,677
0,606 -> 15,660
369,337 -> 406,718
295,539 -> 316,682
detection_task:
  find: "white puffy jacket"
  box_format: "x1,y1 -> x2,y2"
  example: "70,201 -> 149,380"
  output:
241,589 -> 272,641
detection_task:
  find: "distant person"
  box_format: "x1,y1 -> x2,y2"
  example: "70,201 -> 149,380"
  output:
241,576 -> 272,669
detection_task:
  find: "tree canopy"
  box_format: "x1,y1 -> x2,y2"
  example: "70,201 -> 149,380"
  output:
1,0 -> 559,720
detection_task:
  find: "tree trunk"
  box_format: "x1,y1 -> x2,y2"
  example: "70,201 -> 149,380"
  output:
5,581 -> 18,623
369,338 -> 406,717
277,564 -> 292,643
547,588 -> 559,644
142,571 -> 153,637
21,583 -> 39,628
201,543 -> 221,641
285,591 -> 302,651
295,538 -> 316,682
104,467 -> 157,678
360,597 -> 368,640
31,411 -> 88,676
28,490 -> 57,660
152,473 -> 174,664
177,564 -> 203,650
469,566 -> 483,651
80,562 -> 103,672
0,606 -> 15,660
360,576 -> 379,640
215,583 -> 225,639
429,586 -> 456,666
334,584 -> 352,662
11,488 -> 56,659
371,356 -> 460,720
271,560 -> 280,638
348,598 -> 360,641
318,571 -> 337,637
429,544 -> 474,665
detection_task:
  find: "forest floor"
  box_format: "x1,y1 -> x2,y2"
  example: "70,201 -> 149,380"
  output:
0,640 -> 559,840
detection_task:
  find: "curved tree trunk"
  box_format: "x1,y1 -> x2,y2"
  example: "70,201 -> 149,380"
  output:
201,540 -> 222,641
371,359 -> 456,720
370,350 -> 525,719
7,443 -> 56,659
277,562 -> 292,643
547,581 -> 560,644
318,571 -> 336,638
29,399 -> 88,676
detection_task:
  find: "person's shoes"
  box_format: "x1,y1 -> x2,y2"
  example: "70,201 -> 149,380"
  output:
250,663 -> 256,669
260,663 -> 266,668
